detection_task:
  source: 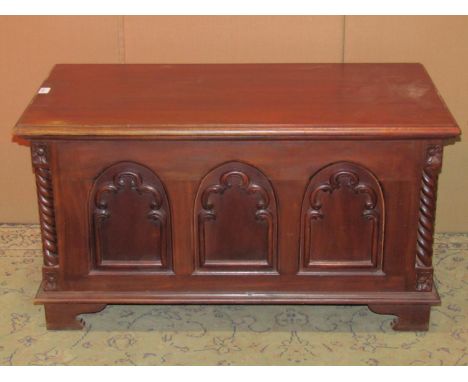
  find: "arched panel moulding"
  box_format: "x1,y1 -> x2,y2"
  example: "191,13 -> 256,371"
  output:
299,161 -> 385,275
194,161 -> 278,275
89,161 -> 173,273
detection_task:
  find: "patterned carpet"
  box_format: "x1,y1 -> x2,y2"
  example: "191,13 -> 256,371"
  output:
0,224 -> 466,365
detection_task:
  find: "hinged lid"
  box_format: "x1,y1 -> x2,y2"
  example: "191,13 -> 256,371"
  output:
14,63 -> 461,139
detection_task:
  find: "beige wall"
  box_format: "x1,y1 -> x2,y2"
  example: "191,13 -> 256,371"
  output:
1,16 -> 467,231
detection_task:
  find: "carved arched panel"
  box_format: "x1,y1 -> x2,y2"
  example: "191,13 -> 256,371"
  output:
299,162 -> 385,274
89,162 -> 172,272
194,162 -> 278,274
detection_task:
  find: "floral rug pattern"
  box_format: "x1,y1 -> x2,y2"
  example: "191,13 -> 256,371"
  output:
0,224 -> 467,365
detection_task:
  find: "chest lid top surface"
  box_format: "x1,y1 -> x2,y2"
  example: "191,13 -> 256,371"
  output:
14,63 -> 460,139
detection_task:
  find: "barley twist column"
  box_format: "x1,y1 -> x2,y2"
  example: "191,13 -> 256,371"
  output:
32,142 -> 59,291
415,145 -> 443,291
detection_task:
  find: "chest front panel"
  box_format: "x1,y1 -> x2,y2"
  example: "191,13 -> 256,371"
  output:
49,139 -> 425,292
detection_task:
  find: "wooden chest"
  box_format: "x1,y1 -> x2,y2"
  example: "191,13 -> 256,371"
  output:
14,63 -> 460,330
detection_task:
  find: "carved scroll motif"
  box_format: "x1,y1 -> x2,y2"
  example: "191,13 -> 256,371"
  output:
94,171 -> 166,225
31,142 -> 59,291
200,170 -> 272,224
415,145 -> 443,291
308,170 -> 379,222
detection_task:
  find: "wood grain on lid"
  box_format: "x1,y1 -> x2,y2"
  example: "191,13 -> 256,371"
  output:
14,63 -> 461,139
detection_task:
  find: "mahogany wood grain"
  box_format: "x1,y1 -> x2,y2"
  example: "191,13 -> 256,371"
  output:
14,64 -> 459,139
14,64 -> 461,331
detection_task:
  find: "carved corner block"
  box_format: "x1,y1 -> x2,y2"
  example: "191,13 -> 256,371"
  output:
415,145 -> 443,291
31,142 -> 59,291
